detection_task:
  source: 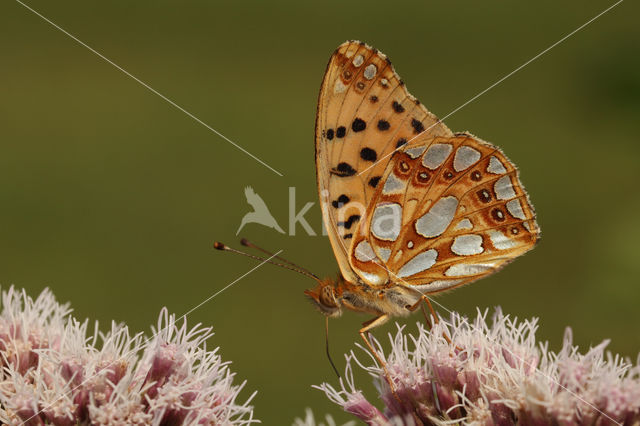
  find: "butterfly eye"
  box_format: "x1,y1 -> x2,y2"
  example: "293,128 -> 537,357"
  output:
320,286 -> 339,309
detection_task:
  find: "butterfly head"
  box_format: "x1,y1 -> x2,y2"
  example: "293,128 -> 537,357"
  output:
304,278 -> 342,317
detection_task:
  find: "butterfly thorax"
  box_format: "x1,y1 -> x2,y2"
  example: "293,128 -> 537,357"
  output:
305,274 -> 420,318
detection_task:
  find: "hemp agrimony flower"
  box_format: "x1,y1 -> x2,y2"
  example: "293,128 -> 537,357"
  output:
0,286 -> 257,425
317,309 -> 640,425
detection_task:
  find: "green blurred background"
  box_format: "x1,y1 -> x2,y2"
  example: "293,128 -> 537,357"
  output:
1,1 -> 639,424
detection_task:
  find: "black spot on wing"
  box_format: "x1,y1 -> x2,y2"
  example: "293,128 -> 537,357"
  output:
326,129 -> 334,140
377,120 -> 390,131
368,176 -> 381,188
337,214 -> 361,229
360,148 -> 377,162
396,138 -> 407,148
392,101 -> 405,113
332,194 -> 350,208
352,118 -> 366,132
331,162 -> 357,177
411,118 -> 425,134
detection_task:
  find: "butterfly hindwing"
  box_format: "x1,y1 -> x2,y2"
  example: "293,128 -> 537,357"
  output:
350,133 -> 540,290
316,41 -> 452,284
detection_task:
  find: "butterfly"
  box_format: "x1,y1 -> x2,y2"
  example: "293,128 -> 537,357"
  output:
305,40 -> 540,338
215,40 -> 540,382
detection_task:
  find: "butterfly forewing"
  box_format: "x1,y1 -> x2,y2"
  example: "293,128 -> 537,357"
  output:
316,41 -> 451,284
351,133 -> 540,291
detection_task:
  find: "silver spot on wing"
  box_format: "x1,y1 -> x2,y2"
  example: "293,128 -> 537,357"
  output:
372,203 -> 403,241
506,199 -> 526,220
415,196 -> 458,238
364,64 -> 377,80
488,229 -> 517,250
354,240 -> 376,262
445,263 -> 495,277
397,249 -> 438,278
422,143 -> 452,170
453,146 -> 481,172
494,175 -> 516,200
487,156 -> 507,174
451,234 -> 484,256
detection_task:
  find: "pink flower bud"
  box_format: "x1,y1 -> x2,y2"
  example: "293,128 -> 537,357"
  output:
343,392 -> 388,425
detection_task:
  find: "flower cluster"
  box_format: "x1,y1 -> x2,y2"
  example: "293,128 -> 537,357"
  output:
0,286 -> 257,425
317,309 -> 640,426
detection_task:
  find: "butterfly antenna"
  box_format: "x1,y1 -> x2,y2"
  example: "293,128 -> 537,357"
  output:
326,316 -> 340,379
214,242 -> 323,284
240,238 -> 320,279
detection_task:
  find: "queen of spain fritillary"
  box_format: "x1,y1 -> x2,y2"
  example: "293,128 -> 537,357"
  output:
305,40 -> 540,336
214,40 -> 540,387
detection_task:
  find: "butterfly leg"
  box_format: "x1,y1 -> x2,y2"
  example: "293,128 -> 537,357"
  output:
407,295 -> 455,345
358,315 -> 402,402
407,294 -> 439,322
407,297 -> 433,329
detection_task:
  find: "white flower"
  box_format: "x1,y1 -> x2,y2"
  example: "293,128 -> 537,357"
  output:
316,308 -> 640,426
0,286 -> 258,425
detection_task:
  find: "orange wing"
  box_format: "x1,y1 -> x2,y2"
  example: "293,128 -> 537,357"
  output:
349,133 -> 540,290
315,41 -> 452,283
